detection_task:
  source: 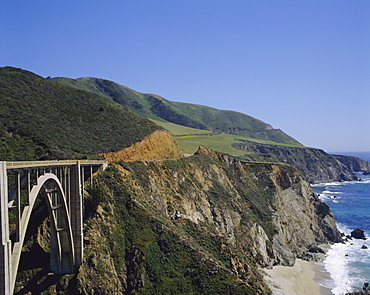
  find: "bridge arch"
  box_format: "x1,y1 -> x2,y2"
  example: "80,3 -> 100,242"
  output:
0,160 -> 107,295
10,173 -> 75,292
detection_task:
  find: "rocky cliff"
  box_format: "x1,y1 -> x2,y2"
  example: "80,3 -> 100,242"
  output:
333,154 -> 370,174
233,139 -> 361,183
15,146 -> 341,294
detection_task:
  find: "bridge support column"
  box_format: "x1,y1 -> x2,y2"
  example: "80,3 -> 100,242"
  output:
0,162 -> 11,295
70,161 -> 83,268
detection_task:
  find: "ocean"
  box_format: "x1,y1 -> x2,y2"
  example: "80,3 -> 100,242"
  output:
312,152 -> 370,295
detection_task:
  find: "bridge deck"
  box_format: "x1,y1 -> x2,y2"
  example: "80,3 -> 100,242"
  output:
6,160 -> 108,170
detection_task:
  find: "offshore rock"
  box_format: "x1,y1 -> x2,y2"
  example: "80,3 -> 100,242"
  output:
351,228 -> 366,240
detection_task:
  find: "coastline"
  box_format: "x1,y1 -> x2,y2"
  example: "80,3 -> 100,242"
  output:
263,255 -> 335,295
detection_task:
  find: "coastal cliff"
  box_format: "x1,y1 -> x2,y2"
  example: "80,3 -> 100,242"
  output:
76,146 -> 341,294
233,139 -> 363,183
15,146 -> 341,294
333,154 -> 370,173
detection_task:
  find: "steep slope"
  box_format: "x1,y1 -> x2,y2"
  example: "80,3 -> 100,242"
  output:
0,67 -> 169,160
15,147 -> 341,294
232,139 -> 360,183
333,154 -> 370,173
52,77 -> 160,120
53,77 -> 301,145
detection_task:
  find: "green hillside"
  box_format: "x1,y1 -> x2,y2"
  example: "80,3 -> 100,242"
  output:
0,67 -> 161,160
53,77 -> 301,145
175,133 -> 303,156
150,119 -> 212,136
47,74 -> 360,185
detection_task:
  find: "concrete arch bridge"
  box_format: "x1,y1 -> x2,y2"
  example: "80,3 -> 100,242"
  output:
0,160 -> 107,295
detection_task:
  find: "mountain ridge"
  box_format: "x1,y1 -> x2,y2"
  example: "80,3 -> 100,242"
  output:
52,76 -> 301,145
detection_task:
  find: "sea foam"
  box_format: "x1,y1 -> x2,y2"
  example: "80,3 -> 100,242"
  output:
324,223 -> 370,294
312,172 -> 370,294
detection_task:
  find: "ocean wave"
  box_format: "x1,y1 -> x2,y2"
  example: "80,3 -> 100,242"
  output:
316,176 -> 370,294
359,179 -> 370,184
318,195 -> 330,201
322,190 -> 343,194
312,180 -> 370,190
311,182 -> 344,187
317,192 -> 342,202
325,242 -> 370,294
326,223 -> 370,294
336,223 -> 350,234
325,243 -> 352,294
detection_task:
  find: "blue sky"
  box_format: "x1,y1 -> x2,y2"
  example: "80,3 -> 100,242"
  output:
1,1 -> 369,152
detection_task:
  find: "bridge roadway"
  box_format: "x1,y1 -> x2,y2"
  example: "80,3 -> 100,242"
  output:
5,160 -> 108,169
0,160 -> 107,295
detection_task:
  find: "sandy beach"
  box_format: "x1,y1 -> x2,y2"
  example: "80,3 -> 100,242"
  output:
264,258 -> 335,295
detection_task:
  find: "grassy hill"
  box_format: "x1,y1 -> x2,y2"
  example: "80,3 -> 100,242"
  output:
175,133 -> 303,156
53,77 -> 301,145
0,67 -> 161,160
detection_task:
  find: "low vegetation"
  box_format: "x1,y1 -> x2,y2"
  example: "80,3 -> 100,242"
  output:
0,67 -> 160,160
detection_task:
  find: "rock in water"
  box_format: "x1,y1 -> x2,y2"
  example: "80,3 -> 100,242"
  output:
351,228 -> 366,239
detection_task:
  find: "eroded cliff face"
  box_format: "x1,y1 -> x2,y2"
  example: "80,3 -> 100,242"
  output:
15,146 -> 341,294
233,140 -> 357,183
71,146 -> 340,294
333,154 -> 370,173
269,165 -> 340,263
99,129 -> 183,161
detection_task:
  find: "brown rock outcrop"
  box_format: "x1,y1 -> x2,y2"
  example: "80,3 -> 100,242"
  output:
99,129 -> 183,161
